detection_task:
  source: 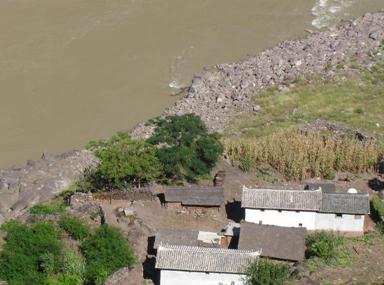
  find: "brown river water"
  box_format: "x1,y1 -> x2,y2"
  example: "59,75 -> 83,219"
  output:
0,0 -> 383,167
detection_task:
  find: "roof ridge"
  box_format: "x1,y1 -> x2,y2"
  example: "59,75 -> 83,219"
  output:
158,244 -> 261,255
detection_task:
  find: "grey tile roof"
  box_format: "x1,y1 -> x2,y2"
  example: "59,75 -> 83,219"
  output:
155,245 -> 260,274
241,186 -> 370,214
164,186 -> 224,206
241,187 -> 322,211
238,222 -> 306,261
321,193 -> 370,214
154,229 -> 199,249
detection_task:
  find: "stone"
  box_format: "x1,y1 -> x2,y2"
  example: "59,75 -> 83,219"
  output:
123,208 -> 136,217
252,105 -> 261,112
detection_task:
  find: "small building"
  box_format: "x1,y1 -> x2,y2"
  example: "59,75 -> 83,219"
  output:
163,186 -> 224,210
155,245 -> 261,285
241,186 -> 370,234
238,222 -> 306,262
154,229 -> 223,250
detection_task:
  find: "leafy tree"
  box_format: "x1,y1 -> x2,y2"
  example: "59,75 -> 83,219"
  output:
88,133 -> 163,188
147,114 -> 223,181
0,221 -> 63,285
81,225 -> 136,285
244,259 -> 291,285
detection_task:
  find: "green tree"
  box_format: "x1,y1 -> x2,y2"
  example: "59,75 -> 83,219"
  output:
147,114 -> 223,181
244,259 -> 291,285
81,225 -> 136,285
88,133 -> 163,188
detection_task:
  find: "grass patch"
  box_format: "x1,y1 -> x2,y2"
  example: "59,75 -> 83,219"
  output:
224,130 -> 382,181
59,215 -> 91,241
225,62 -> 384,141
306,232 -> 350,266
30,203 -> 66,216
243,259 -> 291,285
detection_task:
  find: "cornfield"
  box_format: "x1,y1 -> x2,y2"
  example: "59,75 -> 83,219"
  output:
224,131 -> 384,181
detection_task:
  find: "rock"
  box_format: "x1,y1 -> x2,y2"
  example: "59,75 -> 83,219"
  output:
123,208 -> 136,217
0,150 -> 99,224
252,105 -> 261,112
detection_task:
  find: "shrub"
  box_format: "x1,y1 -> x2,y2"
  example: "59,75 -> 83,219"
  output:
0,221 -> 63,285
81,225 -> 136,285
59,215 -> 91,241
224,130 -> 383,181
62,251 -> 86,283
244,259 -> 291,285
30,203 -> 66,216
87,133 -> 163,189
371,196 -> 384,219
306,231 -> 347,264
147,114 -> 223,181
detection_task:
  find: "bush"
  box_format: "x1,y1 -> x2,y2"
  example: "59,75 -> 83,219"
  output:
0,221 -> 63,285
306,231 -> 347,264
59,215 -> 91,241
81,225 -> 136,285
244,259 -> 291,285
371,196 -> 384,219
225,130 -> 383,181
30,204 -> 66,216
147,114 -> 223,181
87,133 -> 163,189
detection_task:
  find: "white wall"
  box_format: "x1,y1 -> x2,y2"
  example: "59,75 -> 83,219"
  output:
245,209 -> 316,229
160,269 -> 245,285
315,213 -> 364,232
244,209 -> 365,232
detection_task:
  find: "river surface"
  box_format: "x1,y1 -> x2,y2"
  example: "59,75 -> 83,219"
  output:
0,0 -> 383,167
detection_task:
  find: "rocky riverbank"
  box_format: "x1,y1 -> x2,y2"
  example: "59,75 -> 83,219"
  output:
132,11 -> 384,138
1,12 -> 384,224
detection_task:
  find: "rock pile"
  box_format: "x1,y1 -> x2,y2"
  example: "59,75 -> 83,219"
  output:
132,12 -> 384,136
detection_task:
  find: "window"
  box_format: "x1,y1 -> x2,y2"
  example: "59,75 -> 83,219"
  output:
261,209 -> 265,212
259,220 -> 263,225
354,215 -> 362,220
296,210 -> 300,213
278,210 -> 282,213
335,213 -> 343,218
299,223 -> 303,227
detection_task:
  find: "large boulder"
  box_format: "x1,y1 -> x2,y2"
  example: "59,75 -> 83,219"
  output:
0,150 -> 99,223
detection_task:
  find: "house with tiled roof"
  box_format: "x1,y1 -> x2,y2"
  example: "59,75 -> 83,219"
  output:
241,186 -> 370,234
155,245 -> 260,285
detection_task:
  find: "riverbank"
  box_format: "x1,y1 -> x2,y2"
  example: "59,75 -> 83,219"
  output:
132,11 -> 384,137
1,12 -> 384,223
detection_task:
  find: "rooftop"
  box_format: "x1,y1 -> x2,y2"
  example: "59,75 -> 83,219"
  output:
238,222 -> 306,261
154,229 -> 199,249
241,186 -> 369,214
164,186 -> 224,207
155,245 -> 260,274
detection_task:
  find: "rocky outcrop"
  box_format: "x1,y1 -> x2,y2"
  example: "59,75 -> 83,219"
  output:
132,12 -> 384,136
0,150 -> 99,223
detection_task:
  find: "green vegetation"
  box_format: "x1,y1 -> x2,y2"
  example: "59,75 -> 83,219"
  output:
371,196 -> 384,235
306,232 -> 349,265
148,114 -> 223,181
87,133 -> 163,189
226,62 -> 384,140
0,221 -> 63,284
81,225 -> 136,285
59,215 -> 91,241
224,62 -> 384,180
244,259 -> 291,285
30,203 -> 66,216
225,130 -> 382,181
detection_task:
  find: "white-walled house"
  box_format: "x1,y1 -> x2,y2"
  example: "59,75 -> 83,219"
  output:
241,186 -> 370,234
155,245 -> 261,285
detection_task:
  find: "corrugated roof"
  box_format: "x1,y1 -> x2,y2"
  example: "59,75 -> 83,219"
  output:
321,193 -> 369,214
241,187 -> 322,211
155,245 -> 260,274
238,222 -> 306,262
164,186 -> 224,206
154,229 -> 199,249
241,186 -> 370,214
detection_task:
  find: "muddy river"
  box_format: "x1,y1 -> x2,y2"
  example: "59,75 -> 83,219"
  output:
0,0 -> 383,167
